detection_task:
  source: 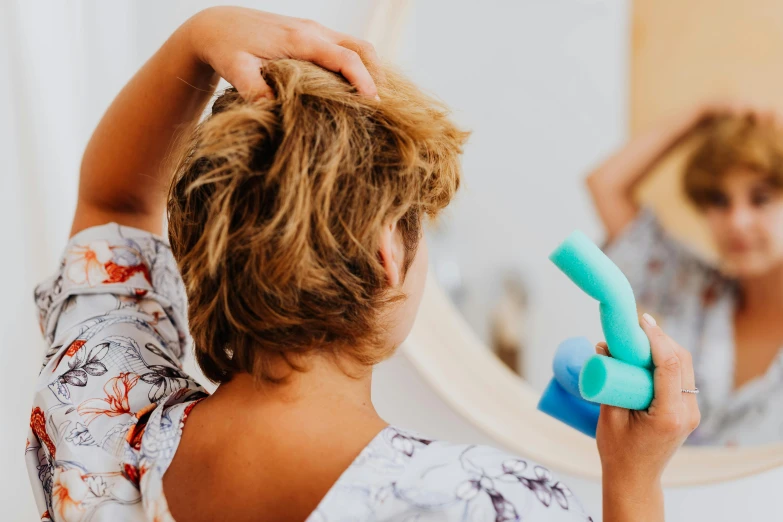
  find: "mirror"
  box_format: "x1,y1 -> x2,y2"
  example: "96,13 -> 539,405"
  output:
378,0 -> 783,478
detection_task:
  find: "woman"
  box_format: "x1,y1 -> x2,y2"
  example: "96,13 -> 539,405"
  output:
588,103 -> 783,446
27,7 -> 697,521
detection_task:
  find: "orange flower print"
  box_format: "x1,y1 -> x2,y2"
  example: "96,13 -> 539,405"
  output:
122,463 -> 141,488
105,261 -> 152,285
52,468 -> 88,522
66,241 -> 113,286
77,373 -> 140,424
125,403 -> 156,451
50,339 -> 89,375
30,407 -> 56,458
65,339 -> 86,358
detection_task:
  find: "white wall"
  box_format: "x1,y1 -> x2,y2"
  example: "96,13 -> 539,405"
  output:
1,1 -> 778,520
396,0 -> 627,392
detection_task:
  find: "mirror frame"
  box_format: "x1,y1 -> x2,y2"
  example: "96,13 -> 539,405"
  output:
401,277 -> 783,486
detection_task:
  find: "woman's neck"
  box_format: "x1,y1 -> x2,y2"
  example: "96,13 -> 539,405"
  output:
210,354 -> 385,428
738,262 -> 783,315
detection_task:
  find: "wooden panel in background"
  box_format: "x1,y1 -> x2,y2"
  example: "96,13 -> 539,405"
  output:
631,0 -> 783,255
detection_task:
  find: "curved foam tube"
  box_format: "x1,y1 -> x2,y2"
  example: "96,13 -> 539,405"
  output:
552,337 -> 595,398
579,354 -> 654,410
537,378 -> 600,438
549,230 -> 652,368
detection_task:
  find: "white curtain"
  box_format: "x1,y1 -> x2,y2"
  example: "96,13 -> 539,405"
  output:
0,1 -> 378,517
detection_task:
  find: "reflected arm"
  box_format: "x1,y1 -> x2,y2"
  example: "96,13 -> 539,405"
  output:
586,106 -> 706,243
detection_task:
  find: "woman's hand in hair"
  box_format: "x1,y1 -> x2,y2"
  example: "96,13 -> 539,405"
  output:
73,6 -> 380,237
184,7 -> 381,100
597,315 -> 701,522
699,100 -> 783,127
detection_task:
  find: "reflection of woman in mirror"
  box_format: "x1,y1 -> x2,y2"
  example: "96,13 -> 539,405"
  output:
589,104 -> 783,446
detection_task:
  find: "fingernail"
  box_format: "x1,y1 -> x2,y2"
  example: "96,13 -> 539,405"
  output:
595,344 -> 606,355
643,313 -> 657,327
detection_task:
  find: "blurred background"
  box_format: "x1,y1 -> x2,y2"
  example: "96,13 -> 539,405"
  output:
4,0 -> 783,520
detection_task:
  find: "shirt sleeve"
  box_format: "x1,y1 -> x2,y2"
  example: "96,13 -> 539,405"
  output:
603,207 -> 718,318
26,223 -> 207,521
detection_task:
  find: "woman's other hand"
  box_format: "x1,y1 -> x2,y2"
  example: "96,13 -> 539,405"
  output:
699,99 -> 783,127
597,314 -> 700,522
183,6 -> 380,100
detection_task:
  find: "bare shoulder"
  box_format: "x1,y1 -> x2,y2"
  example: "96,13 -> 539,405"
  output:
162,396 -> 387,522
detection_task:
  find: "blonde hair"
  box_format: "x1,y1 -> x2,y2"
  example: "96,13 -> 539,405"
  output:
684,115 -> 783,206
167,59 -> 468,383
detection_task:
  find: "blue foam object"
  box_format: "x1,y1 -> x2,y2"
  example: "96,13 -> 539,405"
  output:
549,230 -> 652,369
537,337 -> 602,437
552,337 -> 595,397
538,378 -> 600,438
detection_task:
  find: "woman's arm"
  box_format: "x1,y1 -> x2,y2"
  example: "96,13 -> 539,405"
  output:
71,20 -> 216,236
602,471 -> 665,522
598,316 -> 701,522
72,6 -> 380,237
586,105 -> 706,243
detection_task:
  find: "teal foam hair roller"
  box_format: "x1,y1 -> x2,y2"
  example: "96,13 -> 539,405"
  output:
549,230 -> 652,368
548,230 -> 654,411
580,354 -> 653,410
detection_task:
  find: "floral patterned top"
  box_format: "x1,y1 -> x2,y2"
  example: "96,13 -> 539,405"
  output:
605,208 -> 783,446
27,223 -> 593,521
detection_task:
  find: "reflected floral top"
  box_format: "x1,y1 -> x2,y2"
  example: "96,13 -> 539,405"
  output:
606,208 -> 783,446
27,223 -> 593,521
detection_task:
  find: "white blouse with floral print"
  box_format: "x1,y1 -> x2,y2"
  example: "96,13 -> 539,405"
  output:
606,208 -> 783,446
27,223 -> 593,521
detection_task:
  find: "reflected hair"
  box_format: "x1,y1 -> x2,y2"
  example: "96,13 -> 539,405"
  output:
684,115 -> 783,207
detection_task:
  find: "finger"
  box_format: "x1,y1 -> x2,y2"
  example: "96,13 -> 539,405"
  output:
299,38 -> 378,98
228,53 -> 272,100
672,341 -> 695,391
323,31 -> 385,82
641,313 -> 683,412
599,403 -> 628,429
318,27 -> 379,62
595,342 -> 610,357
671,339 -> 701,431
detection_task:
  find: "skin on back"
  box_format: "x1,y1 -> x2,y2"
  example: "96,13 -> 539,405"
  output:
162,370 -> 389,522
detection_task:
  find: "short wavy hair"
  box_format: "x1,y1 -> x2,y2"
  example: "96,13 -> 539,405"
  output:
167,59 -> 468,383
684,115 -> 783,207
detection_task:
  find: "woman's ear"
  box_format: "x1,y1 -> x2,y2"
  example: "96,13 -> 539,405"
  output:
378,220 -> 404,287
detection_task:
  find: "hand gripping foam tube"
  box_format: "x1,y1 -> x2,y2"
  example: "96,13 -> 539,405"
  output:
549,230 -> 654,410
537,337 -> 600,437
